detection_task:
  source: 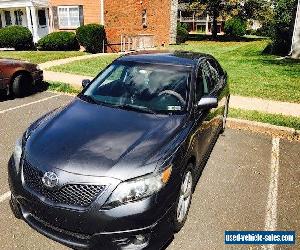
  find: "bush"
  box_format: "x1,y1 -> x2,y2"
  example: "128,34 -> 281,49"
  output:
0,26 -> 33,50
176,23 -> 189,44
254,23 -> 273,37
224,18 -> 247,37
270,0 -> 298,55
37,32 -> 80,51
76,24 -> 106,53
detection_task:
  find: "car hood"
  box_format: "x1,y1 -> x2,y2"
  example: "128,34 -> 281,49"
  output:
25,98 -> 186,180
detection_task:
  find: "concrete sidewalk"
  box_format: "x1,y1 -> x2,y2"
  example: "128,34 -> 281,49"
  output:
39,53 -> 120,70
44,71 -> 92,88
230,95 -> 300,117
43,70 -> 300,118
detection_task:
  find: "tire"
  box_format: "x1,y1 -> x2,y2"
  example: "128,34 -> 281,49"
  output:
12,73 -> 32,98
174,164 -> 194,233
220,95 -> 230,134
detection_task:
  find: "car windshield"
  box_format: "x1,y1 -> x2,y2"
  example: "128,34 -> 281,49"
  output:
82,61 -> 191,114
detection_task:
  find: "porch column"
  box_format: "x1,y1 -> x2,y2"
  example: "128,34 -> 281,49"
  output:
25,6 -> 33,33
48,7 -> 53,33
30,6 -> 39,42
205,14 -> 209,34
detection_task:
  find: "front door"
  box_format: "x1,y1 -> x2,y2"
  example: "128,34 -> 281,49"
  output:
37,9 -> 49,39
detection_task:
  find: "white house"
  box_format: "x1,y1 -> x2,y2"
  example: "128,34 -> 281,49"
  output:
0,0 -> 51,42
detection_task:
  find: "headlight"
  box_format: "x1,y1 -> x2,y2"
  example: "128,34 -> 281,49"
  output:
103,165 -> 172,208
13,137 -> 22,171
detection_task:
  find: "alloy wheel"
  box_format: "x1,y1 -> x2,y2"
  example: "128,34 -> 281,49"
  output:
176,171 -> 193,223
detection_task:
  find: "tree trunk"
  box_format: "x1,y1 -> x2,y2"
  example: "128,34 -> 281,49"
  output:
212,11 -> 218,40
291,0 -> 300,58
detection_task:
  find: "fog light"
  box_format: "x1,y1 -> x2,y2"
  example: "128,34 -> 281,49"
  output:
119,233 -> 150,249
133,234 -> 148,245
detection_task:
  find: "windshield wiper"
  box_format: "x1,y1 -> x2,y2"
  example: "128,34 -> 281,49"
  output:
79,94 -> 98,104
114,103 -> 158,115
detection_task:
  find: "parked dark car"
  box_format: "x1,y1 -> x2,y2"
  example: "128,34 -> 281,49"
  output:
8,51 -> 230,250
0,59 -> 43,97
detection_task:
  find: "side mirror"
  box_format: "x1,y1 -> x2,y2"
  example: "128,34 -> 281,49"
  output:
197,96 -> 218,110
82,79 -> 91,88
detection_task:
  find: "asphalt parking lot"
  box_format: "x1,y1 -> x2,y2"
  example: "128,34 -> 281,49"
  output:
0,92 -> 299,250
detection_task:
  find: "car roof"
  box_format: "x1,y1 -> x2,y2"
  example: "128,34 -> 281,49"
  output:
116,50 -> 211,67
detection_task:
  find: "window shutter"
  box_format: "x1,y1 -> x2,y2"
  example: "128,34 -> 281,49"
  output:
79,5 -> 84,26
52,6 -> 59,29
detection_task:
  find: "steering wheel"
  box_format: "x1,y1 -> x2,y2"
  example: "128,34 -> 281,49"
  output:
158,90 -> 185,106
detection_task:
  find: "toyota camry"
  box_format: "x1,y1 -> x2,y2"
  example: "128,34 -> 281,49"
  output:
8,51 -> 230,250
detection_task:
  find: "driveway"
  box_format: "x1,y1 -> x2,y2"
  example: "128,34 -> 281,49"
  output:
0,92 -> 299,250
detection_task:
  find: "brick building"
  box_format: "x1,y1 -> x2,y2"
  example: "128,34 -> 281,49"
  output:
48,0 -> 178,52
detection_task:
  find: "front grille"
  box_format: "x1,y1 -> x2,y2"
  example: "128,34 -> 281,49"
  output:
22,161 -> 106,207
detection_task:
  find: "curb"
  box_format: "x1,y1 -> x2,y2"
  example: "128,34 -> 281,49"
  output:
227,118 -> 300,141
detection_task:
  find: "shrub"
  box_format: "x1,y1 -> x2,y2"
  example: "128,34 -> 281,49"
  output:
224,18 -> 247,37
176,23 -> 189,44
0,26 -> 33,50
37,32 -> 80,51
270,0 -> 298,55
76,24 -> 106,53
254,24 -> 272,37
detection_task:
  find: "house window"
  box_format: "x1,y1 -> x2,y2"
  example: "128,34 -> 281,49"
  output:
38,9 -> 47,26
14,10 -> 22,25
58,6 -> 80,29
142,9 -> 147,28
4,11 -> 12,26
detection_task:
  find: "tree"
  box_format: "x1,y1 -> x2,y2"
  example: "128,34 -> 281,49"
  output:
200,0 -> 225,39
243,0 -> 273,23
271,0 -> 298,55
187,0 -> 241,39
184,0 -> 273,39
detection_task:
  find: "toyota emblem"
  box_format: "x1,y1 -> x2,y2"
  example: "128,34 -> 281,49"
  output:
42,172 -> 59,188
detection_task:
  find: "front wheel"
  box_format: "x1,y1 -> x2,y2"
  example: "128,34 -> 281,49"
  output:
174,165 -> 194,232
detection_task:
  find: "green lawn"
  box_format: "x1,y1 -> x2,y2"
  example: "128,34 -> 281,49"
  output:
47,40 -> 300,103
229,108 -> 300,130
47,81 -> 81,95
48,54 -> 119,77
0,51 -> 88,64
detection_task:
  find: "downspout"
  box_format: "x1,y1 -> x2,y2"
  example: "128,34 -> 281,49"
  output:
100,0 -> 104,25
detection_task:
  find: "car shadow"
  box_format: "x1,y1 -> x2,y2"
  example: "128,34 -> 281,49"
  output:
0,81 -> 50,103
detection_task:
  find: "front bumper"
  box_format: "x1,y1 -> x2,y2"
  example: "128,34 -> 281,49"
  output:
31,70 -> 43,84
8,157 -> 175,250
